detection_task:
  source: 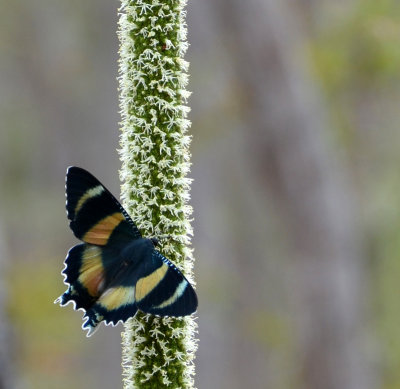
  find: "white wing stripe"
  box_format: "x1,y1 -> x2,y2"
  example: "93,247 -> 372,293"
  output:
154,280 -> 187,309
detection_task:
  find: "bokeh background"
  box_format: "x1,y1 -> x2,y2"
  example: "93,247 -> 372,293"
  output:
1,0 -> 400,388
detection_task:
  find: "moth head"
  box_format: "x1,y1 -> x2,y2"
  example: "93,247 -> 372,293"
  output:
150,237 -> 159,247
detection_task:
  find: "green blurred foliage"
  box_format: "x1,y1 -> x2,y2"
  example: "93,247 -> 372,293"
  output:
8,255 -> 96,389
311,1 -> 400,91
310,2 -> 400,388
310,0 -> 400,146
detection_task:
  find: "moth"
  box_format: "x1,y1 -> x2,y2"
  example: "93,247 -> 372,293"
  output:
55,167 -> 197,336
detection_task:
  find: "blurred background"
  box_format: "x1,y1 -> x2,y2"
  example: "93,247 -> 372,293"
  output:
1,0 -> 400,388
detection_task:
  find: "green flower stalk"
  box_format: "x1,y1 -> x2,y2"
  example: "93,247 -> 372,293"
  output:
117,0 -> 197,388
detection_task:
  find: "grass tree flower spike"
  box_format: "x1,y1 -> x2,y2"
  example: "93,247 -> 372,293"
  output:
118,0 -> 197,388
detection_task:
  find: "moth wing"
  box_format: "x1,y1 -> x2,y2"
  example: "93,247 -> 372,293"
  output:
82,286 -> 138,336
66,166 -> 141,245
135,250 -> 197,317
55,242 -> 139,336
82,250 -> 144,336
55,243 -> 107,311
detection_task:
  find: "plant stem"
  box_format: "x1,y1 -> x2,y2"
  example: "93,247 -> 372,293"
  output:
117,1 -> 197,387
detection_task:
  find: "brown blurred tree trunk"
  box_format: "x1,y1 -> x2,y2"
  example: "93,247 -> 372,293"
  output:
217,0 -> 375,388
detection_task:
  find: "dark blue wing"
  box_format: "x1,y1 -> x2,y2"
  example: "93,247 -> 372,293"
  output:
55,242 -> 138,336
135,250 -> 198,317
66,166 -> 141,245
